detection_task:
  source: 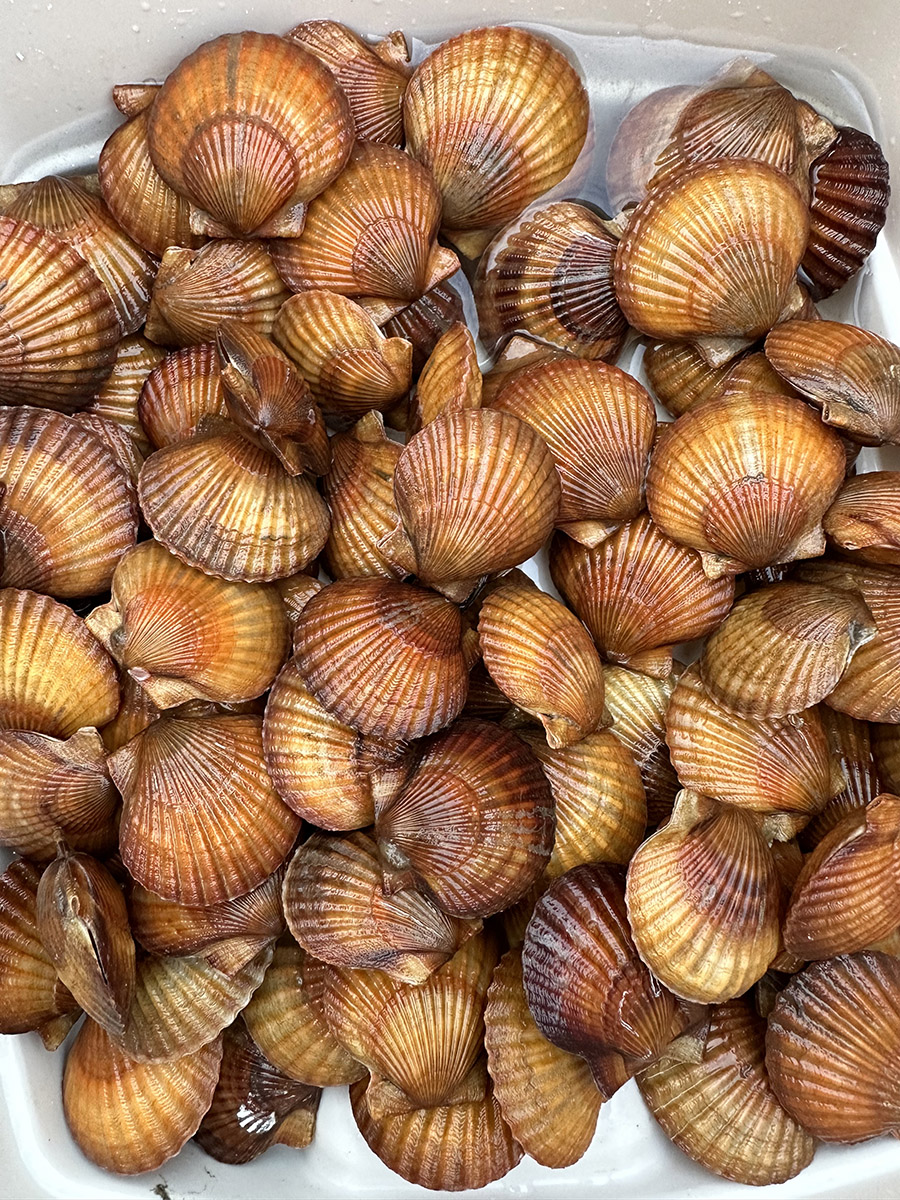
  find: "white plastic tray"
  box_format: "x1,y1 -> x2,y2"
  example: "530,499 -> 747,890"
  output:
2,2 -> 900,1197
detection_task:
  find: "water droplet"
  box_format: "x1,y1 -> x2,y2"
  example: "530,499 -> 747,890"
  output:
15,51 -> 25,61
131,23 -> 140,32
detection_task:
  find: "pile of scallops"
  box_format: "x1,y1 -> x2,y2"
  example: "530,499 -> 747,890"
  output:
1,17 -> 899,1192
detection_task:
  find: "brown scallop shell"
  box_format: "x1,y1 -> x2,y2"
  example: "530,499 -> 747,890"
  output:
63,1018 -> 223,1174
273,290 -> 413,423
783,795 -> 900,959
615,160 -> 809,343
86,539 -> 289,709
0,859 -> 80,1042
271,141 -> 457,306
98,108 -> 206,257
642,341 -> 736,418
646,392 -> 846,576
148,32 -> 353,238
603,664 -> 681,826
72,412 -> 145,486
296,578 -> 469,742
0,216 -> 120,409
765,318 -> 900,445
138,418 -> 330,582
802,126 -> 891,300
475,200 -> 626,360
85,334 -> 163,454
242,939 -> 364,1086
145,241 -> 290,348
666,663 -> 841,817
766,952 -> 900,1142
376,719 -> 554,918
522,862 -> 687,1087
283,830 -> 476,984
484,946 -> 601,1168
491,358 -> 656,545
0,589 -> 119,736
129,869 -> 284,975
404,26 -> 589,257
409,322 -> 482,435
795,560 -> 900,724
383,408 -> 561,602
626,790 -> 782,1003
216,322 -> 330,477
802,710 -> 884,848
699,581 -> 876,718
138,343 -> 226,449
549,517 -> 735,678
196,1018 -> 321,1164
382,281 -> 465,377
478,577 -> 605,747
323,931 -> 498,1115
110,712 -> 301,906
825,471 -> 900,565
0,728 -> 118,861
99,672 -> 160,755
350,1060 -> 523,1191
517,727 -> 646,878
638,998 -> 815,1186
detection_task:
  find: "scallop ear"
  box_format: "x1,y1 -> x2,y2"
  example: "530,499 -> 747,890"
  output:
476,201 -> 626,360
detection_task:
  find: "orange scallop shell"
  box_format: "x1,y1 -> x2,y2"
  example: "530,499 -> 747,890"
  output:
138,343 -> 226,449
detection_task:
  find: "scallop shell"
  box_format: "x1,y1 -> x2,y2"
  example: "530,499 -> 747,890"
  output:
145,241 -> 290,348
825,471 -> 900,565
765,318 -> 900,445
0,216 -> 120,408
323,932 -> 497,1113
110,712 -> 301,905
646,392 -> 846,576
73,411 -> 145,485
2,175 -> 156,336
802,126 -> 891,300
491,358 -> 656,545
350,1061 -> 522,1191
0,406 -> 137,598
129,869 -> 284,975
484,946 -> 601,1168
614,160 -> 809,342
475,200 -> 627,360
283,830 -> 477,984
699,581 -> 876,718
522,862 -> 687,1086
0,589 -> 119,736
783,795 -> 900,959
271,141 -> 457,305
766,952 -> 900,1142
273,290 -> 412,423
85,334 -> 163,453
642,341 -> 736,418
138,418 -> 330,582
626,791 -> 782,1003
549,517 -> 735,677
86,539 -> 289,709
63,1018 -> 223,1175
216,322 -> 330,477
404,27 -> 588,257
606,84 -> 699,211
382,281 -> 465,376
376,719 -> 555,919
383,408 -> 561,602
802,710 -> 884,848
196,1019 -> 321,1164
638,998 -> 815,1185
286,20 -> 408,147
296,578 -> 469,742
666,664 -> 842,817
409,322 -> 482,435
99,671 -> 160,755
0,859 -> 80,1040
517,727 -> 646,877
795,560 -> 900,724
138,343 -> 226,449
148,31 -> 353,238
603,664 -> 681,826
98,108 -> 205,257
0,728 -> 118,861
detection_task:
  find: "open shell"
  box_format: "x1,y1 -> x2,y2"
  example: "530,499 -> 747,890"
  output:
138,343 -> 226,449
549,517 -> 735,677
148,31 -> 353,238
476,200 -> 626,359
646,392 -> 846,576
403,26 -> 589,257
86,539 -> 290,709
